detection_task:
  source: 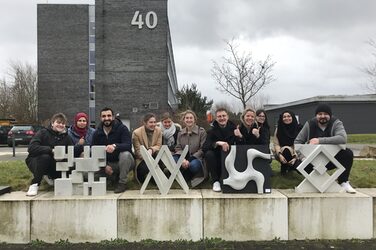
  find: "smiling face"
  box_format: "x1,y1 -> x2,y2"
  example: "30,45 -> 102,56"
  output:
256,112 -> 266,124
76,117 -> 87,129
145,116 -> 157,131
100,110 -> 114,127
316,112 -> 330,125
183,112 -> 195,128
51,119 -> 66,133
215,111 -> 228,127
282,112 -> 293,125
162,118 -> 172,129
243,111 -> 256,127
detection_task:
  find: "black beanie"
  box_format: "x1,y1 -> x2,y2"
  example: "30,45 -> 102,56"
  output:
315,103 -> 332,116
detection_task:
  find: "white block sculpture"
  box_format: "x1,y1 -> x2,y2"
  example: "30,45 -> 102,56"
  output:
140,145 -> 189,195
223,145 -> 270,193
295,144 -> 346,193
54,146 -> 107,196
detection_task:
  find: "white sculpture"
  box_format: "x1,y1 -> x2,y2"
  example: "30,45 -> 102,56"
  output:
140,145 -> 189,195
54,146 -> 107,196
223,145 -> 270,194
295,144 -> 346,193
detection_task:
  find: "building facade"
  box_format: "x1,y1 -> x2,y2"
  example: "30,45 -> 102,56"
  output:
37,0 -> 179,130
264,94 -> 376,134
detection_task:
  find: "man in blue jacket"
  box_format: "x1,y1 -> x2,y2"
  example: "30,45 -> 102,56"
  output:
92,107 -> 135,193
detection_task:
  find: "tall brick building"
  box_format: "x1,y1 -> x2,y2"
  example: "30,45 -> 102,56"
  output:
37,0 -> 179,130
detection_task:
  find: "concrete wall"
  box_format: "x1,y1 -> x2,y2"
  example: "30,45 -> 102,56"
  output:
0,189 -> 375,243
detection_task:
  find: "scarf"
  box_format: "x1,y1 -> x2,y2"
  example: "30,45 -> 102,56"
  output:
73,112 -> 89,139
161,123 -> 176,147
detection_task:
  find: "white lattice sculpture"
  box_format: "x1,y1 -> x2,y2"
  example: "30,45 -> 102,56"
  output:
54,145 -> 107,196
223,145 -> 270,194
140,145 -> 189,195
295,144 -> 346,193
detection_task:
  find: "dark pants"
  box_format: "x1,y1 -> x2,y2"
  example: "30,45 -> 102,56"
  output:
26,154 -> 60,185
136,160 -> 149,184
204,150 -> 221,183
305,148 -> 353,184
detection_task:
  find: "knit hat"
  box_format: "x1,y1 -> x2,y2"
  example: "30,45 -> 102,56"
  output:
315,103 -> 332,116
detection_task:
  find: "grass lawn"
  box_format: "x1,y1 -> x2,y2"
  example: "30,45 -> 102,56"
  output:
347,134 -> 376,144
1,159 -> 375,192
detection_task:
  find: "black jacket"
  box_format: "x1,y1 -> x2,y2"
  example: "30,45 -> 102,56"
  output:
91,119 -> 132,162
202,120 -> 237,152
26,126 -> 73,159
236,123 -> 267,145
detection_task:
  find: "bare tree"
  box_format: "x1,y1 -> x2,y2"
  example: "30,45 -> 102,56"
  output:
8,61 -> 38,123
212,40 -> 275,109
248,94 -> 270,111
0,78 -> 13,118
363,39 -> 376,93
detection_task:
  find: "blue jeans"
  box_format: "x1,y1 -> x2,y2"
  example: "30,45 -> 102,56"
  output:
173,155 -> 202,175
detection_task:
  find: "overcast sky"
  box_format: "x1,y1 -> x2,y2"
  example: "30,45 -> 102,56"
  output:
1,0 -> 375,110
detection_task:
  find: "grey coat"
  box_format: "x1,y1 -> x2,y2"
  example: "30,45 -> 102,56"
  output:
175,125 -> 207,187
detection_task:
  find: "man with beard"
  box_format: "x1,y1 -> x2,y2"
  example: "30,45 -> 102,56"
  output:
203,108 -> 237,192
294,103 -> 356,193
92,107 -> 134,193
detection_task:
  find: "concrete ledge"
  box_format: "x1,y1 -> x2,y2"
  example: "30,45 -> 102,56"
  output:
118,190 -> 202,241
358,188 -> 376,238
279,189 -> 373,240
202,189 -> 288,241
0,192 -> 34,243
31,192 -> 120,243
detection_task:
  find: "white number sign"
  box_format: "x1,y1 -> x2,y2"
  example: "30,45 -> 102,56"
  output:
131,11 -> 158,29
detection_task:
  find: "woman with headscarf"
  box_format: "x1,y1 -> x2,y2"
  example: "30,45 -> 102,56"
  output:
273,110 -> 302,174
68,112 -> 95,156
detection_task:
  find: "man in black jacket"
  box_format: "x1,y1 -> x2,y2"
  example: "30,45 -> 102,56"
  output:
26,113 -> 73,196
92,107 -> 135,193
203,108 -> 237,192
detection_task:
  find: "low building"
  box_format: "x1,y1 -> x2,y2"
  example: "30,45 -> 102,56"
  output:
264,94 -> 376,134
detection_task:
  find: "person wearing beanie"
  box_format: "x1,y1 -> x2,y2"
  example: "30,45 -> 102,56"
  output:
68,112 -> 95,157
294,103 -> 356,193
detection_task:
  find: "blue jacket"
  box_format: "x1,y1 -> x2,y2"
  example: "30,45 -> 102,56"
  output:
91,119 -> 132,162
68,126 -> 95,156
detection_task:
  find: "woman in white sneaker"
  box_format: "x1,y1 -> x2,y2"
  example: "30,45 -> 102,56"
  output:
25,113 -> 73,196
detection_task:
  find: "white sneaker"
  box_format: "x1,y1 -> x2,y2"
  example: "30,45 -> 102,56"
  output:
341,181 -> 356,194
43,175 -> 54,186
26,183 -> 39,196
212,181 -> 221,192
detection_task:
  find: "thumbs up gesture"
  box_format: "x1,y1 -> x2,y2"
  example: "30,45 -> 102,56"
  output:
234,125 -> 243,138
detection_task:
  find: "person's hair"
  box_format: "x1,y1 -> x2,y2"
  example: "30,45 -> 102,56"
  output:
143,113 -> 156,123
160,112 -> 173,121
215,107 -> 228,116
100,107 -> 113,116
180,110 -> 197,123
51,113 -> 67,124
256,109 -> 270,128
240,108 -> 256,125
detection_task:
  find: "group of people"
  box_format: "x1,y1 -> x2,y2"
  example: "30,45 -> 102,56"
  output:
25,103 -> 356,196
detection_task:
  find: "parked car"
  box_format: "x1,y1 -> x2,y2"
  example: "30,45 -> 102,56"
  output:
0,125 -> 12,145
7,125 -> 43,147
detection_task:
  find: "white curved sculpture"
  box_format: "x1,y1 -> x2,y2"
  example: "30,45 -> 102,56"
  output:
223,146 -> 270,193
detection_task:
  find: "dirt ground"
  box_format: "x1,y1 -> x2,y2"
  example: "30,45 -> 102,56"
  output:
1,239 -> 376,250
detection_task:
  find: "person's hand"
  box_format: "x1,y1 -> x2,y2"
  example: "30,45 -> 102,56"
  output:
78,137 -> 85,145
105,144 -> 116,153
234,125 -> 243,138
279,153 -> 287,164
181,159 -> 189,169
148,149 -> 153,155
105,165 -> 113,175
217,141 -> 230,152
252,128 -> 260,138
309,138 -> 320,145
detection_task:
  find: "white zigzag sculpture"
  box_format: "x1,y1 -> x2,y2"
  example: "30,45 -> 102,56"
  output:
223,145 -> 270,193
